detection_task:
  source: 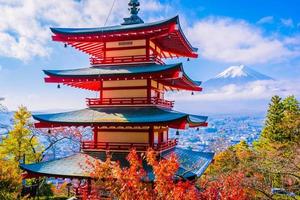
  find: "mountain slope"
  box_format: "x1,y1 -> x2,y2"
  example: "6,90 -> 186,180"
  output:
203,65 -> 274,89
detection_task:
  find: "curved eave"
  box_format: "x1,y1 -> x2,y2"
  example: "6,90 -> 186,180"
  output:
20,153 -> 97,179
51,16 -> 197,58
162,148 -> 214,179
51,16 -> 179,35
32,107 -> 208,129
43,63 -> 182,78
43,63 -> 202,91
22,149 -> 214,180
162,74 -> 202,92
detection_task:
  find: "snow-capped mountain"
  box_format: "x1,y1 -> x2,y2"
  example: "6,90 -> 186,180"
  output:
203,65 -> 274,89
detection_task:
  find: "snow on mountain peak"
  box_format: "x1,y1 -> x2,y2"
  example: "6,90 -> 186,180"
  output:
203,65 -> 274,88
215,65 -> 248,78
213,65 -> 273,81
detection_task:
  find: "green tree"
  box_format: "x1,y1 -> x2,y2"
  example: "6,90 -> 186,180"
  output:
281,96 -> 300,143
262,95 -> 300,143
0,106 -> 43,164
0,159 -> 24,200
261,95 -> 285,142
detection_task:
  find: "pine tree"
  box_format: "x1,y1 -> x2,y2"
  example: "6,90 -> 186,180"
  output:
261,95 -> 285,142
282,95 -> 300,115
281,95 -> 300,142
0,106 -> 43,164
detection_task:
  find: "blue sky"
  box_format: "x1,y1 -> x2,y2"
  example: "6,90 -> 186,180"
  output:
0,0 -> 299,114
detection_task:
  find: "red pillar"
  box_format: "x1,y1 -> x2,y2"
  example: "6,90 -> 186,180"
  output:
149,126 -> 154,147
99,80 -> 103,100
146,38 -> 150,61
147,78 -> 151,104
93,127 -> 98,148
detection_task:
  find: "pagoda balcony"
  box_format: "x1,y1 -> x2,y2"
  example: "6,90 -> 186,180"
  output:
90,55 -> 164,65
86,97 -> 174,108
81,139 -> 178,152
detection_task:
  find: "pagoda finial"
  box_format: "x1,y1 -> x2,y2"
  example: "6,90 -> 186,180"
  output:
122,0 -> 144,25
129,0 -> 140,15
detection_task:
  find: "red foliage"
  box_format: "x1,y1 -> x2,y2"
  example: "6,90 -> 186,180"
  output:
146,149 -> 200,200
199,173 -> 249,200
82,149 -> 248,200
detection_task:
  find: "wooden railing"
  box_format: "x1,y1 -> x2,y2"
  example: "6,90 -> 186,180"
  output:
86,97 -> 174,108
81,139 -> 178,152
154,139 -> 178,151
90,55 -> 164,65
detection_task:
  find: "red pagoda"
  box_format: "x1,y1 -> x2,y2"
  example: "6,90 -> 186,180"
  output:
21,0 -> 214,195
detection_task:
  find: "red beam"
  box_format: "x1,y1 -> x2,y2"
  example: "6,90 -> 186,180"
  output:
106,45 -> 146,51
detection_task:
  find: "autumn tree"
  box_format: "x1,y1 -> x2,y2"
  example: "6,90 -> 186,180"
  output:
0,106 -> 43,163
261,95 -> 300,143
203,95 -> 300,199
281,95 -> 300,142
0,157 -> 24,200
0,106 -> 86,198
145,149 -> 200,200
88,149 -> 200,200
31,126 -> 88,161
199,172 -> 248,200
254,96 -> 300,194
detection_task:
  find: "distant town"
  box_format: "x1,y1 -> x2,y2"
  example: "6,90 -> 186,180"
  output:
170,114 -> 264,152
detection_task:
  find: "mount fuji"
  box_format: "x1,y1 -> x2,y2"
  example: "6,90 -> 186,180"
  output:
203,65 -> 274,89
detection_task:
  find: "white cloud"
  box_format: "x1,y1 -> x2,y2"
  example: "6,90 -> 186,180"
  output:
257,16 -> 274,24
141,0 -> 164,11
166,80 -> 300,114
0,0 -> 165,61
168,80 -> 300,102
281,18 -> 294,27
187,17 -> 300,64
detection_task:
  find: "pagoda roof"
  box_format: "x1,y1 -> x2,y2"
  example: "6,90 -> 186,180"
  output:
33,107 -> 208,129
51,16 -> 198,59
21,148 -> 214,180
44,63 -> 180,77
43,63 -> 201,91
161,148 -> 214,178
20,153 -> 97,178
51,17 -> 180,36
